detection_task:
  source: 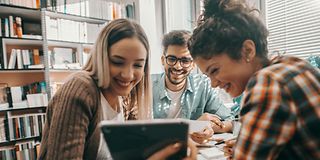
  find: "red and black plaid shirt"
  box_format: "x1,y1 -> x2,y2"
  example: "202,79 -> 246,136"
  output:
234,56 -> 320,159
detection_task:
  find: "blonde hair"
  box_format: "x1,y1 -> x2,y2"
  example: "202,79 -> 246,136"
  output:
82,19 -> 153,119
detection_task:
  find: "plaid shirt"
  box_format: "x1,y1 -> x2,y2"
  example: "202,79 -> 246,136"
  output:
234,56 -> 320,160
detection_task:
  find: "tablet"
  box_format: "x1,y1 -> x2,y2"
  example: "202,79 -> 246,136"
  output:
100,119 -> 189,160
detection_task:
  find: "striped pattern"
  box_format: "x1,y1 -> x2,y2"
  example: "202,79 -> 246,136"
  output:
38,71 -> 103,160
234,56 -> 320,159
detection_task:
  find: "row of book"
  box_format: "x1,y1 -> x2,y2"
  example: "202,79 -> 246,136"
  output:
0,0 -> 41,9
5,113 -> 46,141
45,0 -> 135,20
0,141 -> 40,160
0,16 -> 23,38
48,47 -> 81,69
0,16 -> 42,39
5,49 -> 43,70
0,81 -> 47,110
46,16 -> 104,43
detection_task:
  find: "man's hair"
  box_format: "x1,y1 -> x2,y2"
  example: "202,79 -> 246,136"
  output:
162,30 -> 191,55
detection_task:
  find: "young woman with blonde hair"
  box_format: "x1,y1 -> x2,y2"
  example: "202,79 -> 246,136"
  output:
38,18 -> 153,159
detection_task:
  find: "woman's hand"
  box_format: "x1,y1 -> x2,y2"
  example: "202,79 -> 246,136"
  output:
223,139 -> 236,160
147,140 -> 197,160
190,125 -> 214,144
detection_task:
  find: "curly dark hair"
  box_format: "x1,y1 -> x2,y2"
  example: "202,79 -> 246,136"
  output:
162,30 -> 191,55
188,0 -> 269,61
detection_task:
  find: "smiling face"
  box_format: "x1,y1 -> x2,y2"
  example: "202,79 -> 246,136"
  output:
161,45 -> 194,89
108,37 -> 147,96
195,53 -> 253,98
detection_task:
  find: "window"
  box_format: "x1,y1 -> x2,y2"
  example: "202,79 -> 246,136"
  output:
163,0 -> 194,32
266,0 -> 320,58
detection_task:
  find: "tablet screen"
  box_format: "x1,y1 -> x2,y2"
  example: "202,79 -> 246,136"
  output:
100,120 -> 188,160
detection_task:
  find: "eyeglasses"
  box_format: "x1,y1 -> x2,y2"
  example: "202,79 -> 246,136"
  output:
165,55 -> 193,68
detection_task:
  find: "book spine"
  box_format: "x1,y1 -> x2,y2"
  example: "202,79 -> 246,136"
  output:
33,49 -> 40,65
9,16 -> 14,38
16,49 -> 23,69
15,17 -> 23,38
4,18 -> 9,37
0,18 -> 2,37
8,49 -> 17,69
6,87 -> 12,108
0,38 -> 4,69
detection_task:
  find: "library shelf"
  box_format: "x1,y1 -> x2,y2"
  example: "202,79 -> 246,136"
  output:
44,10 -> 108,24
1,37 -> 43,45
0,106 -> 46,113
0,69 -> 45,73
0,136 -> 41,147
0,4 -> 41,21
47,39 -> 94,47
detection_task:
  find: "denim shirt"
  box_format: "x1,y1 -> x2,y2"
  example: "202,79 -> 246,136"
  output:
152,73 -> 233,120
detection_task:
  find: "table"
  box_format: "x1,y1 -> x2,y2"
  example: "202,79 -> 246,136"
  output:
196,133 -> 235,160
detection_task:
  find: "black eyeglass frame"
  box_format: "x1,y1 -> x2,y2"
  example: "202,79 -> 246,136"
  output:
165,55 -> 193,68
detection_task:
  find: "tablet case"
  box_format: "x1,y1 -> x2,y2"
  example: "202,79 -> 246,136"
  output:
101,120 -> 188,160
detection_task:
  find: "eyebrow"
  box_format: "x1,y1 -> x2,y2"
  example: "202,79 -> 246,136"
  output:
111,55 -> 146,62
166,55 -> 193,59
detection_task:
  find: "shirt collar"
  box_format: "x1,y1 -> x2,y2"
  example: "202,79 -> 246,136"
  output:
159,73 -> 194,100
159,73 -> 169,100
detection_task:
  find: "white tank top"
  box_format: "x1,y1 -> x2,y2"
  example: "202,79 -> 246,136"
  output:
96,93 -> 124,160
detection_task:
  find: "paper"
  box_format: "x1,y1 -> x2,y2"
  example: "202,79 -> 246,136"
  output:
212,133 -> 235,141
199,147 -> 225,160
178,119 -> 211,133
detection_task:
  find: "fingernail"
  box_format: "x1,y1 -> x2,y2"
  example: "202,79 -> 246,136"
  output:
172,143 -> 181,149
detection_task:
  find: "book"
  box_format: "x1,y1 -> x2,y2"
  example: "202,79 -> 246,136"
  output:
33,49 -> 40,65
52,47 -> 73,64
8,16 -> 17,38
0,18 -> 2,37
8,49 -> 17,69
22,50 -> 31,68
15,17 -> 23,38
126,4 -> 135,19
0,38 -> 4,69
16,49 -> 23,69
4,18 -> 9,37
0,85 -> 9,109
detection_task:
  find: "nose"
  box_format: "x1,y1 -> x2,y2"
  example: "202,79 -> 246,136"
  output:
120,66 -> 134,81
173,60 -> 183,70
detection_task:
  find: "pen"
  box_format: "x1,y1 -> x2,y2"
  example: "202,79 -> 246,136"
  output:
214,137 -> 237,145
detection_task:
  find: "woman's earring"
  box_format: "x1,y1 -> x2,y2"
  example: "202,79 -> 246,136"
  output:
246,59 -> 250,63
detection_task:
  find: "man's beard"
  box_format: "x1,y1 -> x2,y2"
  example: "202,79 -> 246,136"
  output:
166,68 -> 189,85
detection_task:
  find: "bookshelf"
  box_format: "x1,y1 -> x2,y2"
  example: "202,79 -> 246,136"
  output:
0,1 -> 140,158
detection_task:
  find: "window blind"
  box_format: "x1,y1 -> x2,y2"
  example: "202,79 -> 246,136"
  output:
266,0 -> 320,58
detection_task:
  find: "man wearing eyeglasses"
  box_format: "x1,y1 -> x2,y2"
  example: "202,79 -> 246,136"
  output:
152,30 -> 233,134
